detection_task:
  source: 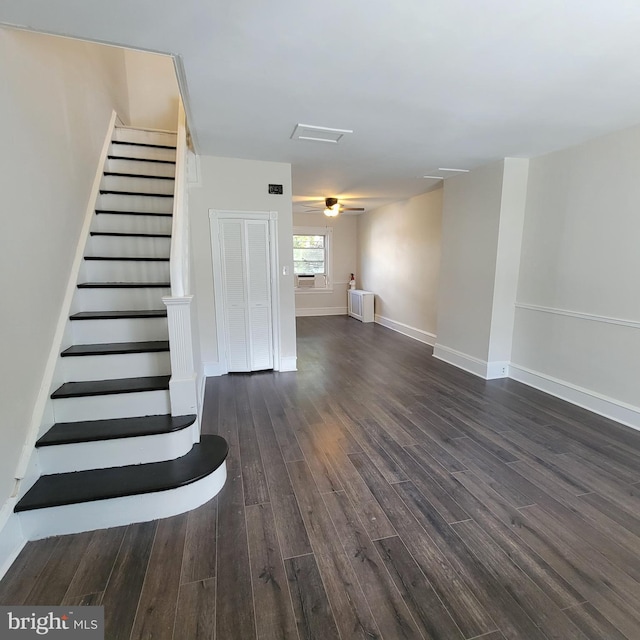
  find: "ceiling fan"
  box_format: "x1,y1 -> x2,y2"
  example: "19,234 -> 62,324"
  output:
320,197 -> 365,217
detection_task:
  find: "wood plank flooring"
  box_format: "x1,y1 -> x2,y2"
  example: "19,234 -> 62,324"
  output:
2,315 -> 640,639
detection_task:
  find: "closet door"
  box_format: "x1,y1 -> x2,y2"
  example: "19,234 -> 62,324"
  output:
220,220 -> 250,371
219,218 -> 273,372
246,220 -> 273,370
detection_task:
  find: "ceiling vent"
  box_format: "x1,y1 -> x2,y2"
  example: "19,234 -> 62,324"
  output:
291,123 -> 353,144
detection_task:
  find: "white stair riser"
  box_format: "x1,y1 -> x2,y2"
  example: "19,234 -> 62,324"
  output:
97,193 -> 173,214
75,287 -> 170,311
71,317 -> 168,344
18,462 -> 226,540
109,143 -> 176,163
83,260 -> 170,282
92,213 -> 173,235
106,157 -> 175,178
61,351 -> 171,382
113,128 -> 177,147
37,421 -> 196,474
53,389 -> 170,422
101,175 -> 175,196
88,235 -> 170,259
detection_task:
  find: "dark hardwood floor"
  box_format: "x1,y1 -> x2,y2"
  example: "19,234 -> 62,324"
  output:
2,315 -> 640,639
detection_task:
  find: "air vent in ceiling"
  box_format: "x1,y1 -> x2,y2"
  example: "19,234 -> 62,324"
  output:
291,123 -> 353,144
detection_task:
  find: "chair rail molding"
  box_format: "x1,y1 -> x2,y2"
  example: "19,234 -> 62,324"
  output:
515,302 -> 640,330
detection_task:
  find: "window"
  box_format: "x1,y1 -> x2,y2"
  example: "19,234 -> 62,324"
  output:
293,226 -> 333,291
293,234 -> 326,275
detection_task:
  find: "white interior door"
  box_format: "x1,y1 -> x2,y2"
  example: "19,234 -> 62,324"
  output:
219,218 -> 273,372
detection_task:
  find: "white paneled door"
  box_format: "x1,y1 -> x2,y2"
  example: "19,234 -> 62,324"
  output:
219,218 -> 274,371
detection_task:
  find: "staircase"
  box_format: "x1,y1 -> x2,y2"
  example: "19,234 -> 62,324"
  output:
15,126 -> 227,539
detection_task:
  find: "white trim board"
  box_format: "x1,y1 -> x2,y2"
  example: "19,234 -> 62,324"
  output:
203,361 -> 226,378
294,289 -> 335,295
0,503 -> 26,582
295,307 -> 347,317
375,315 -> 436,347
197,369 -> 207,438
433,344 -> 509,380
509,364 -> 640,432
279,356 -> 297,372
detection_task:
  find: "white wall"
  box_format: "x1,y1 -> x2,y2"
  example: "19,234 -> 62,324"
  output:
435,162 -> 504,363
357,190 -> 443,343
487,158 -> 529,365
188,156 -> 296,374
434,159 -> 529,378
512,124 -> 640,426
0,29 -> 130,517
124,49 -> 178,131
293,212 -> 357,316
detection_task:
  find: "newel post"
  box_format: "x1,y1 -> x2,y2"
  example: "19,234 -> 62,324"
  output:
163,296 -> 198,425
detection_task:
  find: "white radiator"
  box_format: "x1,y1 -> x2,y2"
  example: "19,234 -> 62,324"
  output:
348,289 -> 374,323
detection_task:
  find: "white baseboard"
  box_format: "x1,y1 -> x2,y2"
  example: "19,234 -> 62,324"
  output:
433,344 -> 508,380
486,360 -> 510,380
375,314 -> 436,346
0,501 -> 26,581
203,361 -> 226,377
203,357 -> 297,374
279,356 -> 297,372
509,364 -> 640,432
295,306 -> 347,317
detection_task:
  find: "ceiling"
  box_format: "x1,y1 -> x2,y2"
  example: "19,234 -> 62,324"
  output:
3,0 -> 640,213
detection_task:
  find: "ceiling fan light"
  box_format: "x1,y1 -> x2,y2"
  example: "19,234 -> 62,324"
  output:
324,205 -> 339,217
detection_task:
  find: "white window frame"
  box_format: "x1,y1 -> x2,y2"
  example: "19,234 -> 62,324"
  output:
293,226 -> 333,293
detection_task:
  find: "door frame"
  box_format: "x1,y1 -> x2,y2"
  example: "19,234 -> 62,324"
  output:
209,209 -> 281,374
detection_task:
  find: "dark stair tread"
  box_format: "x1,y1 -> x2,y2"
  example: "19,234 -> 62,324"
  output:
36,414 -> 196,447
90,232 -> 171,238
70,310 -> 167,320
61,341 -> 169,357
16,435 -> 227,511
84,256 -> 170,262
77,281 -> 170,288
99,190 -> 174,198
95,209 -> 172,217
51,375 -> 170,399
103,172 -> 175,180
111,140 -> 177,150
108,155 -> 176,165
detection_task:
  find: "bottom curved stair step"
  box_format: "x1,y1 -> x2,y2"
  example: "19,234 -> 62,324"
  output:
16,435 -> 228,512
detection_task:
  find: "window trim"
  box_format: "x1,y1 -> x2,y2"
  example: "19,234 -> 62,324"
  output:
293,226 -> 333,292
